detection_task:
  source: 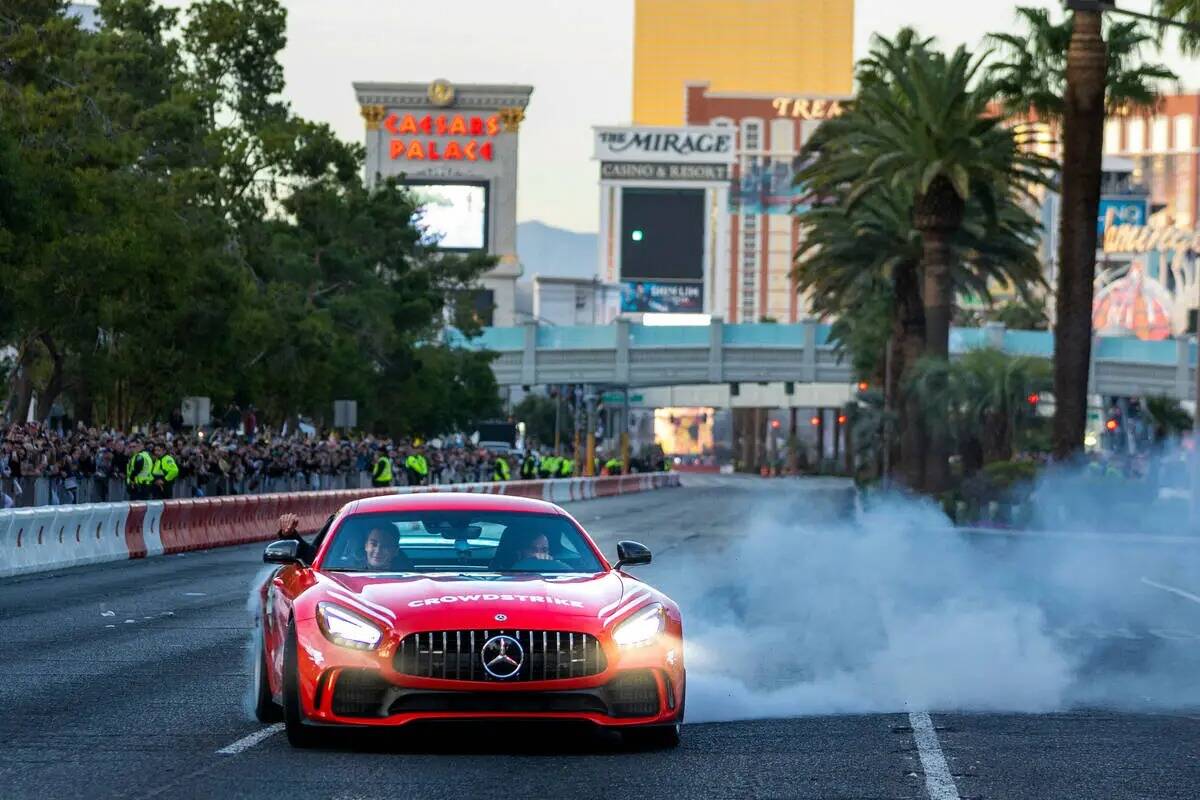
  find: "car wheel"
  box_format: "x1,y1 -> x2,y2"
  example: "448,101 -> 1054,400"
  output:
282,621 -> 320,748
253,631 -> 283,723
622,721 -> 681,750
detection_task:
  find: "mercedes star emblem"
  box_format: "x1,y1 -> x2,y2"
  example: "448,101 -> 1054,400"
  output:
494,613 -> 507,622
481,634 -> 524,679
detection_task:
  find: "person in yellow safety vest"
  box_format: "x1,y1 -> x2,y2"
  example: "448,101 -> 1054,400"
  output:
539,454 -> 558,479
405,450 -> 429,486
371,450 -> 393,487
558,457 -> 573,478
125,441 -> 154,500
150,442 -> 179,500
492,455 -> 511,482
604,457 -> 622,476
520,451 -> 538,480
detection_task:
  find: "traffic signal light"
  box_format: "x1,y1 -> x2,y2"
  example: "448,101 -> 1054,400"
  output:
1027,393 -> 1039,407
770,419 -> 782,430
810,415 -> 820,426
1105,418 -> 1119,432
857,381 -> 869,392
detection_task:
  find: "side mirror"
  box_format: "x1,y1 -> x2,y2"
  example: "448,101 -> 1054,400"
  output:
615,540 -> 652,570
264,539 -> 304,566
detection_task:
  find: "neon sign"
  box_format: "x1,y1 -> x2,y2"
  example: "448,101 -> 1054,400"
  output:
770,97 -> 844,120
384,112 -> 500,162
388,139 -> 494,161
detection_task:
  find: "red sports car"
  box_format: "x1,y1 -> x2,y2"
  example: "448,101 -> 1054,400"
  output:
253,492 -> 685,748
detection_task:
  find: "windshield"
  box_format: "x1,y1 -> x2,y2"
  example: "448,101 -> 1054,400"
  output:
317,510 -> 603,574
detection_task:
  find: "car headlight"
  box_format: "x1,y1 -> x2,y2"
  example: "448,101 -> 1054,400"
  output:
612,603 -> 666,647
316,602 -> 384,650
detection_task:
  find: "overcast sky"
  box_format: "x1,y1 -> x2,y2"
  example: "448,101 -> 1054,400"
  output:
169,1 -> 1200,232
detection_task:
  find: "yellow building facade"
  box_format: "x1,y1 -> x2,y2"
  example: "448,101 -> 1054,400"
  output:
633,0 -> 855,126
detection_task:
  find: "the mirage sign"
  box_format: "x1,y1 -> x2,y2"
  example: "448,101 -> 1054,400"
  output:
594,126 -> 736,164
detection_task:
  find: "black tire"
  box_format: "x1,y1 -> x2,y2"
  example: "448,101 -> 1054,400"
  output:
253,631 -> 283,723
622,721 -> 681,750
282,621 -> 321,748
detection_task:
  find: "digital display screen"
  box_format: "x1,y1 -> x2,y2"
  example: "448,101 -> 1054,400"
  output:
407,182 -> 488,250
620,187 -> 705,281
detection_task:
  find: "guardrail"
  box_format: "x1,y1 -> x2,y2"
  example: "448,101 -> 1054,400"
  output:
0,473 -> 680,578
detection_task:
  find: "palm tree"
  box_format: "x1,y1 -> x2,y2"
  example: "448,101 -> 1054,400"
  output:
796,188 -> 1044,490
906,349 -> 1051,472
802,33 -> 1053,362
990,7 -> 1175,118
797,31 -> 1052,491
794,190 -> 926,488
989,7 -> 1176,461
1157,2 -> 1200,54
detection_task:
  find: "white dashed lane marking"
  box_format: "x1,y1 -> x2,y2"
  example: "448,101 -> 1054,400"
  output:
1142,577 -> 1200,607
216,723 -> 284,755
909,711 -> 961,800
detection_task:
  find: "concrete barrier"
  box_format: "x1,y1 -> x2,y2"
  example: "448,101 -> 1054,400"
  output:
0,473 -> 680,578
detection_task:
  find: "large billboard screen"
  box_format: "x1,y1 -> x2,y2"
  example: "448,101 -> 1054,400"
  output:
620,280 -> 703,313
406,181 -> 488,250
620,187 -> 704,282
730,159 -> 811,216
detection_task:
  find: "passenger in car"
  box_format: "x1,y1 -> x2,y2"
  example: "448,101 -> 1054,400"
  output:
491,529 -> 555,570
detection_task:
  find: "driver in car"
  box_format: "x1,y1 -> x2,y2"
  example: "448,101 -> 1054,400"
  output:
362,527 -> 413,571
496,529 -> 568,571
518,533 -> 552,562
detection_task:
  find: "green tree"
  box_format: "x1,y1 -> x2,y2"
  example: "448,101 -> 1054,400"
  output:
989,7 -> 1175,459
1145,395 -> 1193,441
797,31 -> 1050,491
1157,1 -> 1200,54
989,7 -> 1176,119
802,32 -> 1052,361
513,392 -> 575,451
906,349 -> 1050,473
988,6 -> 1175,459
0,0 -> 499,436
991,296 -> 1050,330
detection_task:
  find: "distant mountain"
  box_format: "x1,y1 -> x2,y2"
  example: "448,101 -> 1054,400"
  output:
516,221 -> 598,281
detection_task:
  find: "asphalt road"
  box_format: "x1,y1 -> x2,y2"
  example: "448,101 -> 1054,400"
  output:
1,475 -> 1198,800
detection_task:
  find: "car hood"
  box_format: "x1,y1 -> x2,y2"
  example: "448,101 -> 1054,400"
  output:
316,571 -> 641,626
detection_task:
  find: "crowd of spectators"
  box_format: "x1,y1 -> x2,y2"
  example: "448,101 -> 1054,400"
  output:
0,419 -> 520,508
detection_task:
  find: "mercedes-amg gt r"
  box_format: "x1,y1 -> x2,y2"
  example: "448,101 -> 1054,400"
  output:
253,492 -> 685,748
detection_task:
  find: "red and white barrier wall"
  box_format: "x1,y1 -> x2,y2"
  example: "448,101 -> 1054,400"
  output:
0,473 -> 680,578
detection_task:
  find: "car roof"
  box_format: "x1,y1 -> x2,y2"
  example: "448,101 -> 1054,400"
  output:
347,491 -> 566,516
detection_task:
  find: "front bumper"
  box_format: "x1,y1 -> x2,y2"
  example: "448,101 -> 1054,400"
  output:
293,622 -> 685,729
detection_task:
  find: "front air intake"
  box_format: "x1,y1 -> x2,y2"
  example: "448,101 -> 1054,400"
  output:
394,629 -> 607,682
330,669 -> 391,717
604,670 -> 661,717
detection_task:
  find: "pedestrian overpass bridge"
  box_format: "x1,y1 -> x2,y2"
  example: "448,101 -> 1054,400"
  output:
451,319 -> 1199,402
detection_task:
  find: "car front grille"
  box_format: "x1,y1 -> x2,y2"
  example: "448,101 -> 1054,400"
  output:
394,629 -> 607,682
